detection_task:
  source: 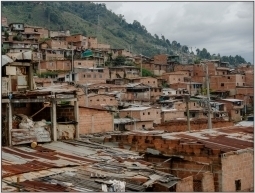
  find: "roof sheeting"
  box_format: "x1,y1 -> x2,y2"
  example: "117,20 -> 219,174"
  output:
2,55 -> 14,66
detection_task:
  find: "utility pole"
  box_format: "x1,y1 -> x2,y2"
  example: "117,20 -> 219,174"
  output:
205,63 -> 212,130
140,54 -> 143,77
70,42 -> 74,82
185,95 -> 191,132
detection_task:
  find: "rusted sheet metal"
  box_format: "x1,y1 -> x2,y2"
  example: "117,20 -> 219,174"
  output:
2,160 -> 55,178
176,133 -> 253,152
19,180 -> 75,192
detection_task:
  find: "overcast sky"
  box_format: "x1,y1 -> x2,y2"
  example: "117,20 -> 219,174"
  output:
102,2 -> 254,63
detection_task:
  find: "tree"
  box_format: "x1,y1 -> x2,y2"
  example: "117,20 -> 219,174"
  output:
166,39 -> 171,46
154,34 -> 159,40
113,56 -> 126,66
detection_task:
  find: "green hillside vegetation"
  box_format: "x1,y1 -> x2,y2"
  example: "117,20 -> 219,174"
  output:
2,1 -> 249,66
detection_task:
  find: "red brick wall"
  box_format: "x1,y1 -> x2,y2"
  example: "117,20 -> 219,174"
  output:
154,119 -> 234,132
221,151 -> 254,191
79,107 -> 113,134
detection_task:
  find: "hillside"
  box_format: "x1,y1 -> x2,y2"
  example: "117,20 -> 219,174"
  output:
1,1 -> 249,66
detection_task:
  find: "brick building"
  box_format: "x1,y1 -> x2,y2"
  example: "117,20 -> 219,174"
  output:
219,99 -> 244,122
75,67 -> 109,84
109,66 -> 140,79
108,126 -> 253,192
40,60 -> 71,72
119,106 -> 161,130
210,74 -> 245,95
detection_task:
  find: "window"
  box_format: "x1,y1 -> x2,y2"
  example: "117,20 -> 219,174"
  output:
20,50 -> 22,52
148,81 -> 150,83
194,103 -> 196,106
157,111 -> 158,114
223,72 -> 225,75
228,76 -> 230,79
242,76 -> 243,79
178,78 -> 180,81
90,100 -> 92,102
66,75 -> 69,78
99,75 -> 102,78
235,110 -> 239,114
221,83 -> 224,87
84,75 -> 86,78
78,63 -> 81,65
87,74 -> 91,78
237,83 -> 239,86
103,99 -> 106,101
235,179 -> 241,191
110,99 -> 113,101
184,112 -> 187,116
153,81 -> 155,83
97,99 -> 99,101
13,103 -> 26,108
148,112 -> 150,115
18,24 -> 20,28
143,113 -> 145,115
243,83 -> 245,86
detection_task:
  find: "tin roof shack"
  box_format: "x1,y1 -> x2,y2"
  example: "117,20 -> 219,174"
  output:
2,139 -> 180,192
119,106 -> 161,130
1,85 -> 79,146
108,125 -> 253,192
218,99 -> 244,122
109,66 -> 140,79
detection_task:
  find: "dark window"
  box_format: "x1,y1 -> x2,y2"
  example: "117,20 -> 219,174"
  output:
78,63 -> 81,65
84,75 -> 86,78
13,103 -> 26,108
97,99 -> 99,101
228,76 -> 230,79
221,83 -> 224,87
223,72 -> 225,75
235,179 -> 241,191
143,113 -> 145,115
148,112 -> 150,115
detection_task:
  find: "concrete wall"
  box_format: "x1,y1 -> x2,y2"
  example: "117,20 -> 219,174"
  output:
221,150 -> 254,192
176,176 -> 194,192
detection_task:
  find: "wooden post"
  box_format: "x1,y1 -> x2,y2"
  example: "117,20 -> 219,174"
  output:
52,100 -> 57,141
8,102 -> 12,146
29,64 -> 34,90
74,99 -> 79,139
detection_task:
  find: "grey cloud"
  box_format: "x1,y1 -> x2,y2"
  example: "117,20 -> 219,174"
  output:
104,2 -> 253,63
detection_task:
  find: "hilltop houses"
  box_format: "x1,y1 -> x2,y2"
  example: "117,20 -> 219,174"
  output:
1,16 -> 254,192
